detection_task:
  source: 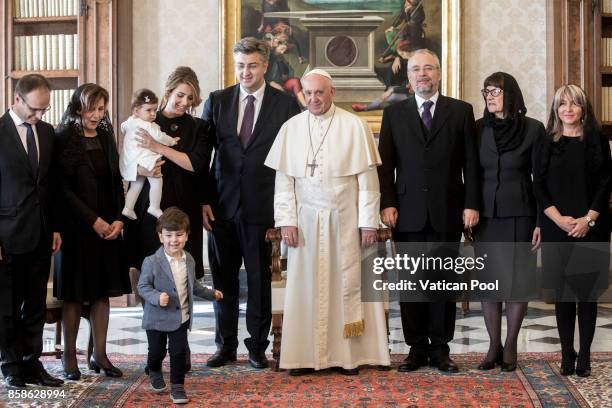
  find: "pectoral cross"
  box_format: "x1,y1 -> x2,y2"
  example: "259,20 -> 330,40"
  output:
307,159 -> 318,176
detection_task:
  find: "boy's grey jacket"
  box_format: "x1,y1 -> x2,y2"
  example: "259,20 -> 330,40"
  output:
138,246 -> 215,331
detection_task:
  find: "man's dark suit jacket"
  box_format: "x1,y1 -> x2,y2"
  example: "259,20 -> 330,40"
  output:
476,116 -> 545,218
0,111 -> 57,254
378,95 -> 480,233
0,111 -> 57,318
202,83 -> 301,224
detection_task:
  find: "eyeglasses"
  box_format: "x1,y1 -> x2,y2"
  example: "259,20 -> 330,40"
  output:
409,65 -> 438,74
481,88 -> 503,97
19,95 -> 51,114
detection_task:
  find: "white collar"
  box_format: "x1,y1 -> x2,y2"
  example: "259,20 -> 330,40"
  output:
415,91 -> 439,109
9,108 -> 26,127
164,250 -> 186,264
239,82 -> 266,102
310,103 -> 336,121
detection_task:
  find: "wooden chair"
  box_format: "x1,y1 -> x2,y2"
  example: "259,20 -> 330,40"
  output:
44,255 -> 93,360
265,227 -> 393,371
43,274 -> 63,359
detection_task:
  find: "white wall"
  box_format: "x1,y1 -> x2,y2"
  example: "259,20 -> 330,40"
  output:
132,0 -> 549,122
463,0 -> 548,124
132,0 -> 221,116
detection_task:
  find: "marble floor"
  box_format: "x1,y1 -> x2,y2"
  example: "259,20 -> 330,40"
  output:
43,301 -> 612,357
42,267 -> 612,356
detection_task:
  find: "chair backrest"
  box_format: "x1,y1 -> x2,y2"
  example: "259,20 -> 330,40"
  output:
129,268 -> 143,305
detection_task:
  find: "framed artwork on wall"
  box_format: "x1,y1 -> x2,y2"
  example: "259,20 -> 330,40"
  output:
221,0 -> 462,133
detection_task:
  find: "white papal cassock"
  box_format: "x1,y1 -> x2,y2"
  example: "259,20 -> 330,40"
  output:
264,104 -> 390,370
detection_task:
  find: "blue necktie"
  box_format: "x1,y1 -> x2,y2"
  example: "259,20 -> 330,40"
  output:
22,122 -> 39,175
421,100 -> 434,131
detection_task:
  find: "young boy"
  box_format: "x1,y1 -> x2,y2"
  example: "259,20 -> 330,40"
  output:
138,207 -> 222,404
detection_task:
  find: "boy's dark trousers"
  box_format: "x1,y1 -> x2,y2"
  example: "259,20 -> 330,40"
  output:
146,320 -> 189,384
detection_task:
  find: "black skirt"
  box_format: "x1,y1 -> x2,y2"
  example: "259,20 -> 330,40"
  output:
473,216 -> 537,300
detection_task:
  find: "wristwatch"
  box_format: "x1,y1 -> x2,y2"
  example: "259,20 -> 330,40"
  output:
586,216 -> 596,228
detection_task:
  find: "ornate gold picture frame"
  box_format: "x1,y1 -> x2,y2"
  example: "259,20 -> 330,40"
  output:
221,0 -> 462,133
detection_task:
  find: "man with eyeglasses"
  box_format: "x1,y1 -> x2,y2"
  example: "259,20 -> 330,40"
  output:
378,49 -> 480,373
0,74 -> 63,388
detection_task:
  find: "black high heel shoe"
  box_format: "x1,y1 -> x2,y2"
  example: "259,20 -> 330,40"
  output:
560,350 -> 577,376
575,352 -> 591,377
89,356 -> 123,378
501,361 -> 517,372
61,357 -> 81,381
501,347 -> 519,372
477,346 -> 503,370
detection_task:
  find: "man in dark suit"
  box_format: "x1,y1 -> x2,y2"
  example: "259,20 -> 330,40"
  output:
378,49 -> 480,373
201,37 -> 301,369
0,74 -> 63,388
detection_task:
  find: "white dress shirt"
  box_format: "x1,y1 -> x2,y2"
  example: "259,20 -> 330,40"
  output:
9,108 -> 40,160
237,82 -> 266,134
165,251 -> 190,324
414,91 -> 440,119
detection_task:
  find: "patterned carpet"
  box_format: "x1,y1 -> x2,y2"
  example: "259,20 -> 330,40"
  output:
1,353 -> 610,407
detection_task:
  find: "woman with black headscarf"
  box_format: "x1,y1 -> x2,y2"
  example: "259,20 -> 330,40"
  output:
473,72 -> 546,372
54,84 -> 130,380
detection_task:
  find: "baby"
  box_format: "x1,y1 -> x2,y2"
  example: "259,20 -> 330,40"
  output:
120,88 -> 178,219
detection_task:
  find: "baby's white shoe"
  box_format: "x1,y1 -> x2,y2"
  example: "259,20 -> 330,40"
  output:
147,207 -> 163,218
122,208 -> 137,220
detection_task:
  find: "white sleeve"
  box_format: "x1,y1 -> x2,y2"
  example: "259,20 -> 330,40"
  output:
274,171 -> 298,227
144,122 -> 177,146
357,167 -> 381,229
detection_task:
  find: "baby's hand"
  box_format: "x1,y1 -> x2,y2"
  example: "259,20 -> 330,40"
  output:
214,290 -> 223,300
172,137 -> 180,146
159,292 -> 169,307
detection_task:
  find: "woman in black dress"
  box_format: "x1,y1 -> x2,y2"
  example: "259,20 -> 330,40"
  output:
55,84 -> 129,379
534,84 -> 611,377
124,66 -> 210,279
474,72 -> 545,372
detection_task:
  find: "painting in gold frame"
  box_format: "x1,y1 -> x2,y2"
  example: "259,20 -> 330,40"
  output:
221,0 -> 462,134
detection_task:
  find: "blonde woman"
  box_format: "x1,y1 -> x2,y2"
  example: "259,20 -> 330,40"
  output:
534,85 -> 611,377
124,66 -> 211,281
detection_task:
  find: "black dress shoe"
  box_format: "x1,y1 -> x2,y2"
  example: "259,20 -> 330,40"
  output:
206,349 -> 237,368
430,356 -> 459,373
477,347 -> 503,370
398,354 -> 428,372
24,368 -> 64,387
336,367 -> 359,376
248,350 -> 269,369
501,361 -> 517,372
5,375 -> 26,388
288,368 -> 315,376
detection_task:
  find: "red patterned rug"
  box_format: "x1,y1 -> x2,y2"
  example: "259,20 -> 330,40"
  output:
0,353 -> 610,407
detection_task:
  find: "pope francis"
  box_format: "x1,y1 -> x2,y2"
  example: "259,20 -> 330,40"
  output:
265,69 -> 391,376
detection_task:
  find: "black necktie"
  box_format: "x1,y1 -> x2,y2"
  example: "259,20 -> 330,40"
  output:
421,100 -> 434,131
239,95 -> 256,147
22,122 -> 39,175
